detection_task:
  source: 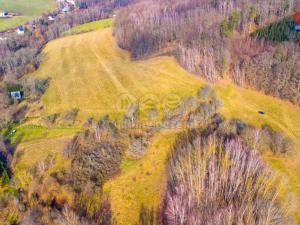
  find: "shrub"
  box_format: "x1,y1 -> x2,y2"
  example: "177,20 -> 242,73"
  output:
42,113 -> 60,125
0,193 -> 21,225
259,125 -> 295,154
216,120 -> 295,155
22,77 -> 50,99
63,108 -> 79,125
56,207 -> 84,225
270,131 -> 295,154
197,85 -> 214,99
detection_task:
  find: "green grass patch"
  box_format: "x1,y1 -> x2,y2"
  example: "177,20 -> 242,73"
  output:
61,18 -> 114,36
0,0 -> 56,31
4,124 -> 80,144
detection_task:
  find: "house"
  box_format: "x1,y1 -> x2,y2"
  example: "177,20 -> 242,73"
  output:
0,11 -> 8,18
10,91 -> 22,100
293,12 -> 300,31
17,26 -> 25,35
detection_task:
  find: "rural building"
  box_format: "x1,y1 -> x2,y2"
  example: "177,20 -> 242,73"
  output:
17,26 -> 25,35
10,91 -> 22,100
294,12 -> 300,31
0,11 -> 8,17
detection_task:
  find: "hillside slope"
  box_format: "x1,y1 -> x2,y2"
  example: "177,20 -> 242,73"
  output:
32,28 -> 202,121
16,26 -> 300,223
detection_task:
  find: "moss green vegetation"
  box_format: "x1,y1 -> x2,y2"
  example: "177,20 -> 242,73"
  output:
61,18 -> 114,36
220,11 -> 240,38
252,16 -> 295,42
16,26 -> 300,223
0,0 -> 56,31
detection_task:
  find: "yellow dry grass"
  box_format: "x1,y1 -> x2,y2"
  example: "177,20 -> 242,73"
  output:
214,83 -> 300,221
33,28 -> 202,122
18,26 -> 300,223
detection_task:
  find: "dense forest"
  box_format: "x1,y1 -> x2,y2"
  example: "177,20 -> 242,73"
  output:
114,0 -> 300,105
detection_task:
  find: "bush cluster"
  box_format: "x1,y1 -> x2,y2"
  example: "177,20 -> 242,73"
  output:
64,116 -> 125,191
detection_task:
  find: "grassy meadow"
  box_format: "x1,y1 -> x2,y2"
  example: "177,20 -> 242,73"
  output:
9,21 -> 300,224
0,0 -> 56,31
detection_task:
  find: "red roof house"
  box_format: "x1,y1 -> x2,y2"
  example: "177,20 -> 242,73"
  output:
294,12 -> 300,24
